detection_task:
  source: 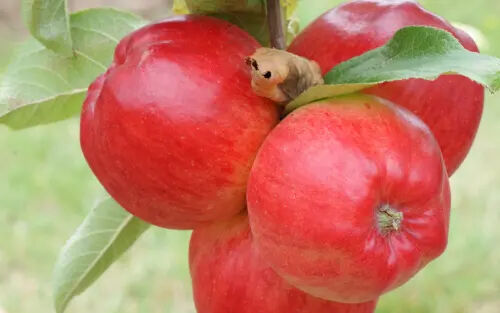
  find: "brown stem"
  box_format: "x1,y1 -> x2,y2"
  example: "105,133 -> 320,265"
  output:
266,0 -> 286,50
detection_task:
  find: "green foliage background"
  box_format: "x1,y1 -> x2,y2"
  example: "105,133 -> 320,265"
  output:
1,0 -> 499,312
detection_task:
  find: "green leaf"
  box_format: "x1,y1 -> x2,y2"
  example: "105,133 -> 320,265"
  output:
185,0 -> 268,44
285,84 -> 374,113
186,0 -> 265,14
0,8 -> 147,129
22,0 -> 73,56
285,26 -> 500,113
327,26 -> 500,89
52,198 -> 150,313
211,12 -> 270,45
179,1 -> 298,45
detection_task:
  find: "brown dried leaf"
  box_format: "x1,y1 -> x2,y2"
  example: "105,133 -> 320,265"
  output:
246,48 -> 323,103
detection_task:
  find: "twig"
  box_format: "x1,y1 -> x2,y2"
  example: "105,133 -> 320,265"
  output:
266,0 -> 286,50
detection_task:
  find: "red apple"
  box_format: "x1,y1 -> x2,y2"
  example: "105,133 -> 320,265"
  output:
247,95 -> 451,303
80,16 -> 278,229
190,213 -> 378,313
288,0 -> 484,175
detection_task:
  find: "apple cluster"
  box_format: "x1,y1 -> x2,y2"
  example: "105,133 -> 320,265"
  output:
80,1 -> 483,312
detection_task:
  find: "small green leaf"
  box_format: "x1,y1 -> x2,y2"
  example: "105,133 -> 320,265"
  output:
179,0 -> 297,45
186,0 -> 264,14
52,198 -> 150,313
211,12 -> 270,45
0,8 -> 147,129
22,0 -> 73,56
185,0 -> 268,44
285,84 -> 374,113
285,26 -> 500,113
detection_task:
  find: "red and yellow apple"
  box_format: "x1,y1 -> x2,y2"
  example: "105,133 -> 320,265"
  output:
288,0 -> 484,175
247,94 -> 451,303
190,213 -> 378,313
80,16 -> 278,229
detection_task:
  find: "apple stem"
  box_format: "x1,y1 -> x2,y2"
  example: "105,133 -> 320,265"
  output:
377,204 -> 403,235
266,0 -> 286,50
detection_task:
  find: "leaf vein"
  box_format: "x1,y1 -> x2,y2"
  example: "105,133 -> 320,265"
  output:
71,25 -> 119,43
74,50 -> 107,70
58,214 -> 136,310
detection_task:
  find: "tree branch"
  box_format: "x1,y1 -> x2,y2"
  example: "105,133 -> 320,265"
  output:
266,0 -> 286,50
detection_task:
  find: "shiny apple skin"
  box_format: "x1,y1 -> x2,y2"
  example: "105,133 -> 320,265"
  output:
288,0 -> 484,175
247,95 -> 451,303
190,213 -> 378,313
80,16 -> 278,229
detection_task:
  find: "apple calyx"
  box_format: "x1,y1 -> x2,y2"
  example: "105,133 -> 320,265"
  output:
377,204 -> 403,235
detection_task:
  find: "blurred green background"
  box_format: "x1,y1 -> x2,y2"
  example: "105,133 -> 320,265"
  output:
0,0 -> 499,312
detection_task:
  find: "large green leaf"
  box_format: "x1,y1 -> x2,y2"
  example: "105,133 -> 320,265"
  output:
22,0 -> 73,56
52,198 -> 150,313
0,8 -> 147,129
285,26 -> 500,113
